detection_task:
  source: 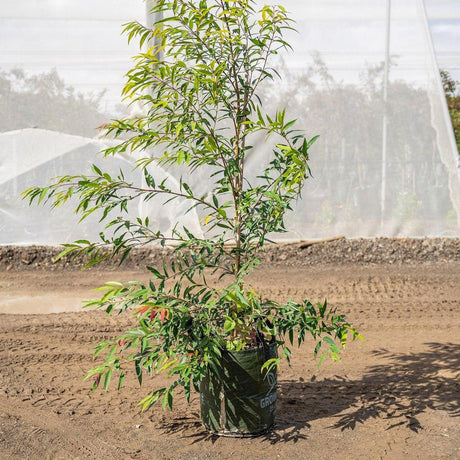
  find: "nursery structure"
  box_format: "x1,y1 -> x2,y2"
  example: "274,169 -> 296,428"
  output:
0,0 -> 459,243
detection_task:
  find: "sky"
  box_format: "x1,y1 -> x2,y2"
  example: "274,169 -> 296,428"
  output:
0,0 -> 459,111
425,0 -> 460,78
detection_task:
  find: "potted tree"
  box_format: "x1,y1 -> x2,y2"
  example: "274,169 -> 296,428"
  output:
24,0 -> 361,437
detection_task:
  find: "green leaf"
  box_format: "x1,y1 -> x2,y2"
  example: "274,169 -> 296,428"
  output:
104,369 -> 112,391
53,247 -> 77,262
135,360 -> 143,386
118,371 -> 125,390
307,135 -> 320,148
283,119 -> 297,131
323,336 -> 337,347
223,317 -> 236,332
147,266 -> 163,279
159,359 -> 178,372
314,340 -> 322,357
261,358 -> 279,373
161,390 -> 169,409
317,352 -> 327,368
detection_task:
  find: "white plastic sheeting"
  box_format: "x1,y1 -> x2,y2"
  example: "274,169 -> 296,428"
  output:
0,129 -> 202,244
0,0 -> 459,244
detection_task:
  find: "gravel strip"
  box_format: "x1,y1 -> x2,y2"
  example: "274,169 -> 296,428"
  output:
1,237 -> 459,271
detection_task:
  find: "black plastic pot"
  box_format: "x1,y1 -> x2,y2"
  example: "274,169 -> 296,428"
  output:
200,342 -> 278,437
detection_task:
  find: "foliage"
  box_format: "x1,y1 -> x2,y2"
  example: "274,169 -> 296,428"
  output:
441,69 -> 460,156
0,68 -> 107,137
23,0 -> 361,410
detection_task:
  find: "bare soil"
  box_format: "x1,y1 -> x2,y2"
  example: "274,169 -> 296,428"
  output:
0,240 -> 459,459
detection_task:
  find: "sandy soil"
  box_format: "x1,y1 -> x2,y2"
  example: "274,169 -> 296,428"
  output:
0,261 -> 459,459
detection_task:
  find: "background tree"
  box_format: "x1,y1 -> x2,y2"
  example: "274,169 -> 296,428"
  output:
0,68 -> 108,137
259,58 -> 453,231
441,69 -> 460,156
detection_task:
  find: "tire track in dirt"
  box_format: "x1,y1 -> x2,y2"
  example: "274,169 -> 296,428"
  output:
0,262 -> 459,460
246,264 -> 460,326
0,396 -> 128,460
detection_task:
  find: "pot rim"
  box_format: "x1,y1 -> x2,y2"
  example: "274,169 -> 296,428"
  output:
220,341 -> 278,355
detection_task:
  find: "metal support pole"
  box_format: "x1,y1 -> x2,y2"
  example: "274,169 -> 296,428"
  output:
145,0 -> 163,55
381,0 -> 391,227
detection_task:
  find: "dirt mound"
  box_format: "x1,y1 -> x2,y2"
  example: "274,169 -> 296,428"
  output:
1,237 -> 459,271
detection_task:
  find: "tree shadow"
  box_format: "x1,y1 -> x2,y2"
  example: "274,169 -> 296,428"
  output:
159,342 -> 460,443
278,342 -> 460,434
161,416 -> 310,445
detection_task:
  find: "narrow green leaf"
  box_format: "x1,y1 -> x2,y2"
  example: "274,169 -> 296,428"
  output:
104,369 -> 112,391
118,371 -> 125,390
135,360 -> 142,386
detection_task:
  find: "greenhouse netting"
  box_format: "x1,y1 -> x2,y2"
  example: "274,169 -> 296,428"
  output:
0,0 -> 459,245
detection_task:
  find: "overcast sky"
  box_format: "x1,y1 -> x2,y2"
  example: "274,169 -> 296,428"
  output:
0,0 -> 459,111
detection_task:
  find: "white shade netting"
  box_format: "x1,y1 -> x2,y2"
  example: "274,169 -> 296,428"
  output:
0,0 -> 459,245
0,129 -> 201,244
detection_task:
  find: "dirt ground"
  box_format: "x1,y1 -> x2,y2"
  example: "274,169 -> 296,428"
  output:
0,247 -> 459,459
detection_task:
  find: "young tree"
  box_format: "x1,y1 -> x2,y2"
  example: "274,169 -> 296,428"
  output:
24,0 -> 361,434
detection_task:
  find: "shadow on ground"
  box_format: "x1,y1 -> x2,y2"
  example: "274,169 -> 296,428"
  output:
160,342 -> 460,443
277,342 -> 460,435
